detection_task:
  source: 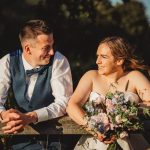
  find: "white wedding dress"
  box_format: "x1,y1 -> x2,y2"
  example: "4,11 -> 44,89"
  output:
74,92 -> 150,150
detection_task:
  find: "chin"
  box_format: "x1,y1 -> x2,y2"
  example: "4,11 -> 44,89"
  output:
39,62 -> 48,66
44,59 -> 50,64
98,70 -> 105,75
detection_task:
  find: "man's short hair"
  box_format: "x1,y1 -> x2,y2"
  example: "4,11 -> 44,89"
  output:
19,19 -> 53,42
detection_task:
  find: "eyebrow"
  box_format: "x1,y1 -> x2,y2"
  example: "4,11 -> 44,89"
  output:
101,54 -> 108,56
42,45 -> 52,50
96,54 -> 108,57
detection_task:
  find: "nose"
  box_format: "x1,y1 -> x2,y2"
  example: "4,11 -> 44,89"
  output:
96,56 -> 101,64
48,48 -> 54,56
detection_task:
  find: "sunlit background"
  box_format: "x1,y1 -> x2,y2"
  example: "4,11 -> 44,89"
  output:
0,0 -> 150,86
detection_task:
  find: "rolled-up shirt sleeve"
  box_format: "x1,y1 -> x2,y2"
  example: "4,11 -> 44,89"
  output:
34,51 -> 73,122
0,54 -> 11,113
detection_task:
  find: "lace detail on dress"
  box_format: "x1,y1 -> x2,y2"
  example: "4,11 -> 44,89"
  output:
124,91 -> 140,104
89,91 -> 140,104
89,91 -> 105,103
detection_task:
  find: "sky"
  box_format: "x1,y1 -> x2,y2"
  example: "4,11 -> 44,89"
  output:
111,0 -> 150,22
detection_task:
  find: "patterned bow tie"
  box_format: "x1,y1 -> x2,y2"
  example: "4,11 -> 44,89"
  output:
26,65 -> 49,76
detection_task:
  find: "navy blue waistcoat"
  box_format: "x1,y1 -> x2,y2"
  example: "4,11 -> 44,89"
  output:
9,50 -> 54,112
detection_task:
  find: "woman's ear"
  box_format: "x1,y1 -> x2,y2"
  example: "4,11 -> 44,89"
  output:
116,59 -> 124,66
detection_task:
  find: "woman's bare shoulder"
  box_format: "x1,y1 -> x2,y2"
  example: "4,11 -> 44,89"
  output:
83,70 -> 99,78
79,70 -> 99,83
127,70 -> 146,78
127,70 -> 150,83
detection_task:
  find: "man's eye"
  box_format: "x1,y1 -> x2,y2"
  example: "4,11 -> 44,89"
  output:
43,46 -> 50,52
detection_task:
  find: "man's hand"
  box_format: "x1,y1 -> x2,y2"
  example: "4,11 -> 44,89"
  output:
0,109 -> 20,122
1,109 -> 38,134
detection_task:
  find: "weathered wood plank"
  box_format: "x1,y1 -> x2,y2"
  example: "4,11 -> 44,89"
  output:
0,116 -> 150,141
0,115 -> 87,135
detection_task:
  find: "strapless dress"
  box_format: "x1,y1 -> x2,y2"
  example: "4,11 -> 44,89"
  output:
74,91 -> 150,150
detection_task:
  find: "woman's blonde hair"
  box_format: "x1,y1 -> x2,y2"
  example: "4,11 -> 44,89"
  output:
99,36 -> 149,71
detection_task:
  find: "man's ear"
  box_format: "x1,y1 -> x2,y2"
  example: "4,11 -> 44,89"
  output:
24,43 -> 31,54
116,59 -> 124,66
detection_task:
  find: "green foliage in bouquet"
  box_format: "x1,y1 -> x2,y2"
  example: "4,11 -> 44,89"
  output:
83,91 -> 150,150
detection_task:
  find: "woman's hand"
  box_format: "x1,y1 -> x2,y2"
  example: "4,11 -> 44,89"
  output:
96,132 -> 105,142
97,132 -> 116,144
103,135 -> 116,144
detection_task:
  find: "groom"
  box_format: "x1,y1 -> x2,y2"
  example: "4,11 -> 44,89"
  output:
0,19 -> 73,149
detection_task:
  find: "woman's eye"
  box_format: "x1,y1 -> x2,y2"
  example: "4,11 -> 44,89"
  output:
102,55 -> 107,58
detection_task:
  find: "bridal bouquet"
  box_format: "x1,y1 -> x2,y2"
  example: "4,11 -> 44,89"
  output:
83,91 -> 150,149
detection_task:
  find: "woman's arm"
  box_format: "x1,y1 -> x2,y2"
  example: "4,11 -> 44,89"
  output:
131,71 -> 150,102
66,71 -> 114,143
66,70 -> 93,125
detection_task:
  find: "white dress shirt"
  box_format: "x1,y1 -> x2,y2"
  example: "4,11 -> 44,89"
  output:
0,51 -> 73,122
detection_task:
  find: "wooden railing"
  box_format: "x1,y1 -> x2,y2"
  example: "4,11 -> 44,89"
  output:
0,115 -> 150,135
0,115 -> 150,149
0,115 -> 87,135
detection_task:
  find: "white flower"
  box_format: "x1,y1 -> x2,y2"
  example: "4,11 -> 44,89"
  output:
115,115 -> 122,124
122,118 -> 128,122
112,98 -> 117,104
120,131 -> 128,139
124,92 -> 139,104
125,109 -> 130,113
114,94 -> 119,98
89,92 -> 105,104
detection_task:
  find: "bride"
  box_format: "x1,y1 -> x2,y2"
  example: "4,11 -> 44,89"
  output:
66,36 -> 150,150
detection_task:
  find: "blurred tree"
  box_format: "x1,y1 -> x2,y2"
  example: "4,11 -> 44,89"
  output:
0,0 -> 40,56
0,0 -> 149,86
0,0 -> 150,148
112,0 -> 150,65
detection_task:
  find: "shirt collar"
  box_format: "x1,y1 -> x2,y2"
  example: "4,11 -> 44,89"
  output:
22,54 -> 40,71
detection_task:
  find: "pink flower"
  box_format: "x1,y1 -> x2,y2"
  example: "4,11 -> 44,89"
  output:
106,99 -> 115,112
91,115 -> 102,123
99,113 -> 109,124
110,123 -> 115,130
90,113 -> 108,123
106,99 -> 113,107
